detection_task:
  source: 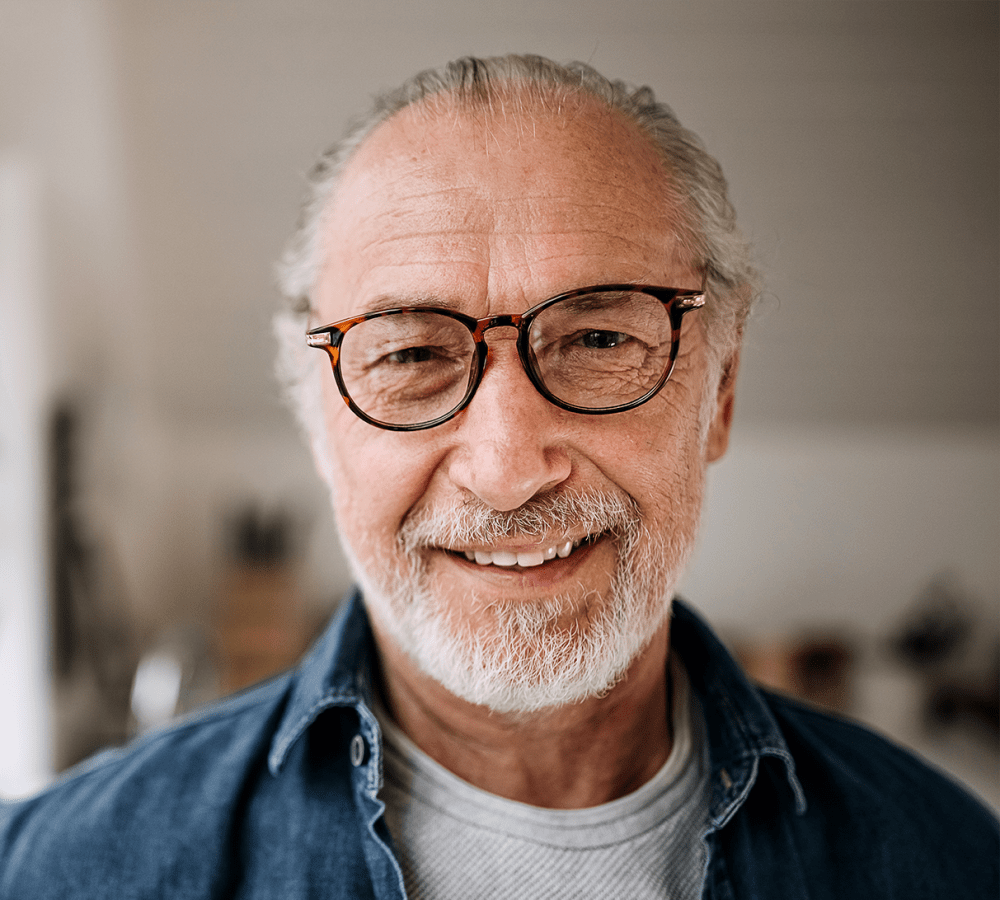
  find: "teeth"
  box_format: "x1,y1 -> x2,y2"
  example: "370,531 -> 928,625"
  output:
490,551 -> 518,567
516,550 -> 545,567
461,538 -> 587,568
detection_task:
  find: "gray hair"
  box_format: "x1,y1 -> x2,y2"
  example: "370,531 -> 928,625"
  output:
275,54 -> 758,444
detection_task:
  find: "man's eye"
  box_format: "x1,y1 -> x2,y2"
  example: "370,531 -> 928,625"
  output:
579,330 -> 631,350
385,345 -> 437,365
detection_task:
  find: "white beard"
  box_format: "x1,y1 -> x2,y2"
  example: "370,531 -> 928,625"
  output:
343,489 -> 699,715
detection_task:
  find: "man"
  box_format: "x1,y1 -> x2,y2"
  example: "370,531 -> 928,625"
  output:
1,54 -> 996,898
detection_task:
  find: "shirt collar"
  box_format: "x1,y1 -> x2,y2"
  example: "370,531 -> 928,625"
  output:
269,590 -> 807,820
268,588 -> 374,775
671,598 -> 807,822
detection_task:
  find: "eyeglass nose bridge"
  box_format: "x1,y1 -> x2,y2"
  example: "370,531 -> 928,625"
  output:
470,312 -> 526,341
465,312 -> 540,398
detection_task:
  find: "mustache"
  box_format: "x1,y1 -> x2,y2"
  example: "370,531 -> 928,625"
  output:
398,489 -> 643,553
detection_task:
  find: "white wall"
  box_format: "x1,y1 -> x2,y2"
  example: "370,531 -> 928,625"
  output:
0,159 -> 53,796
684,424 -> 999,636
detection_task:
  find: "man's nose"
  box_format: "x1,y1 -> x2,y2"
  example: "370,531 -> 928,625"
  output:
445,337 -> 571,512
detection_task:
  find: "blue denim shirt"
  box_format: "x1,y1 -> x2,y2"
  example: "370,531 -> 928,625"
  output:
2,593 -> 997,898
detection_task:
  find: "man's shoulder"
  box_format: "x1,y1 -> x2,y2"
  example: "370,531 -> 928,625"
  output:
0,674 -> 293,897
766,689 -> 993,811
674,599 -> 997,894
674,600 -> 996,829
761,689 -> 998,869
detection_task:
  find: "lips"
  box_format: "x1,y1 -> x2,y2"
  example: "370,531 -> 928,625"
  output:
457,536 -> 591,568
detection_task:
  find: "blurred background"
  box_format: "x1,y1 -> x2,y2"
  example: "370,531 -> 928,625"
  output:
1,1 -> 997,808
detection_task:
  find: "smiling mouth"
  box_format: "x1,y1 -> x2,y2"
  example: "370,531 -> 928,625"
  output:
451,534 -> 600,569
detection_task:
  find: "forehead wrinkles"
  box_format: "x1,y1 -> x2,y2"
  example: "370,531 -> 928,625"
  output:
321,92 -> 694,295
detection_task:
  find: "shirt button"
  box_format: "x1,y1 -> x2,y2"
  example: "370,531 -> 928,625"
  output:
350,733 -> 367,767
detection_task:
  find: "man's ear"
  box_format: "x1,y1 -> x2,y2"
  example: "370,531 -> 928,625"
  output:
705,350 -> 739,463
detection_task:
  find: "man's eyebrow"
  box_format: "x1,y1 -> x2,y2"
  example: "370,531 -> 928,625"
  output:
358,294 -> 463,314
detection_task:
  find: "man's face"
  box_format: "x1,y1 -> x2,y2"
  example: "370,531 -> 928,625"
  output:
312,93 -> 736,712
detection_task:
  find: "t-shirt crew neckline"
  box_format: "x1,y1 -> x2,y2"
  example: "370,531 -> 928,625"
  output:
375,652 -> 706,850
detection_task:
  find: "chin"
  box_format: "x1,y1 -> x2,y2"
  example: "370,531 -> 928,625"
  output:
349,526 -> 689,716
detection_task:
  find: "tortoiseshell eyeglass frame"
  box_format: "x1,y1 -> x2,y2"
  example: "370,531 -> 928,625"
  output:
306,283 -> 706,432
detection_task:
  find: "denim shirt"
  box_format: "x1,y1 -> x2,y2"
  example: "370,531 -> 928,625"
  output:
2,593 -> 997,899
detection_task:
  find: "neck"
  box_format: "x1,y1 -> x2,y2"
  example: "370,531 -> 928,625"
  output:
372,621 -> 673,809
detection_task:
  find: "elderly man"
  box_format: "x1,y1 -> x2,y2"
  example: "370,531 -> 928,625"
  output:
2,54 -> 996,899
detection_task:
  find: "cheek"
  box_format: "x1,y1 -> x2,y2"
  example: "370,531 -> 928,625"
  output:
322,388 -> 438,554
598,374 -> 709,521
622,443 -> 703,526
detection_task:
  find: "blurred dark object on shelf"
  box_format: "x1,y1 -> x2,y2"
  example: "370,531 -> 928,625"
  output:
891,575 -> 970,669
928,650 -> 1000,737
889,572 -> 999,741
214,504 -> 313,695
734,633 -> 856,714
227,503 -> 293,566
48,400 -> 138,770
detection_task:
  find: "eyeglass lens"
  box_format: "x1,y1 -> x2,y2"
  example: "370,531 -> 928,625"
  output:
339,312 -> 477,426
337,290 -> 677,428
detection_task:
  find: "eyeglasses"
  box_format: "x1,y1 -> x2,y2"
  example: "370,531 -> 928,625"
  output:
306,283 -> 706,431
